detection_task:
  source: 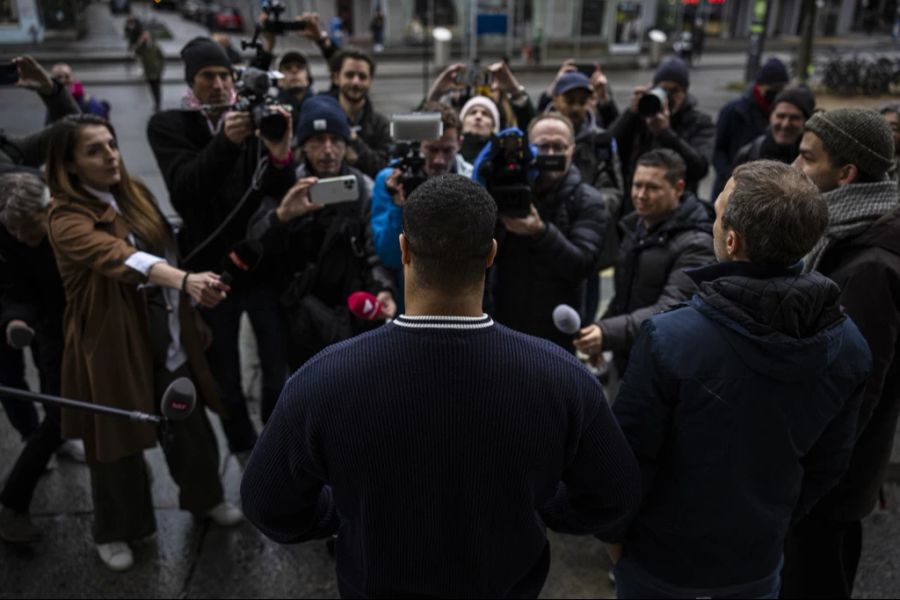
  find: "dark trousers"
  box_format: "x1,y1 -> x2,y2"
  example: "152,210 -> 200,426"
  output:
146,78 -> 161,111
781,516 -> 862,598
1,332 -> 65,513
202,284 -> 288,450
0,341 -> 38,439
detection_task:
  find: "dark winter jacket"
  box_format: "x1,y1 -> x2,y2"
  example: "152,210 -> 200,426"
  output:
609,261 -> 871,589
324,89 -> 390,179
732,130 -> 800,170
146,109 -> 295,271
247,163 -> 395,367
712,87 -> 770,198
599,192 -> 714,366
610,95 -> 715,210
809,204 -> 900,521
492,165 -> 607,348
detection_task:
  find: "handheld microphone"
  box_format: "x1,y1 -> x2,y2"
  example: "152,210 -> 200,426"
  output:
347,291 -> 384,320
552,304 -> 582,337
160,377 -> 196,421
7,322 -> 35,349
219,239 -> 264,286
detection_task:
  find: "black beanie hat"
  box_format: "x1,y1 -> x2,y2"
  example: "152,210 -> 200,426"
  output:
756,58 -> 790,86
295,95 -> 351,146
653,58 -> 690,90
805,108 -> 894,178
181,37 -> 232,85
772,86 -> 816,119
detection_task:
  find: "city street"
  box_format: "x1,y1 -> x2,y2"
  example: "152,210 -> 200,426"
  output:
1,2 -> 899,597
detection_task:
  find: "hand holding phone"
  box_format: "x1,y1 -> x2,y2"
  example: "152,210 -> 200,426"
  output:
308,175 -> 359,205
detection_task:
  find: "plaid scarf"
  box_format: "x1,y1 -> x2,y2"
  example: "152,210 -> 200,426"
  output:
803,180 -> 899,272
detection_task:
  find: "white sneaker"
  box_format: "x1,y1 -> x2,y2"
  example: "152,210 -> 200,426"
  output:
96,542 -> 134,571
205,502 -> 243,527
57,440 -> 86,462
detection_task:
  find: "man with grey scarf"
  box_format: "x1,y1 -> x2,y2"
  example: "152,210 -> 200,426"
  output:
784,108 -> 900,598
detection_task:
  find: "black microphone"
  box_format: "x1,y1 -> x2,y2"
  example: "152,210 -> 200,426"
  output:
552,304 -> 583,338
160,377 -> 196,421
219,240 -> 264,286
6,322 -> 35,349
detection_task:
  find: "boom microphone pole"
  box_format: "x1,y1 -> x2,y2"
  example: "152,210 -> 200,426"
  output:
0,377 -> 197,424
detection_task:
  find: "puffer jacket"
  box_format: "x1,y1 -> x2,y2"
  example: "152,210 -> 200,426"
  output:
610,261 -> 871,589
599,192 -> 714,365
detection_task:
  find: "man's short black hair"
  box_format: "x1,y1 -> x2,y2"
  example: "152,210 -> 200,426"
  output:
403,175 -> 496,291
329,48 -> 376,77
635,149 -> 687,187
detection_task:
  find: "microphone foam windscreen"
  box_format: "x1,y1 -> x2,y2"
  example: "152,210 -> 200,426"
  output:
552,304 -> 582,336
160,377 -> 197,421
347,291 -> 383,320
228,239 -> 264,272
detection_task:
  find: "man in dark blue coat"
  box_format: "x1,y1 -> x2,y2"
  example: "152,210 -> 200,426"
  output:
601,160 -> 872,598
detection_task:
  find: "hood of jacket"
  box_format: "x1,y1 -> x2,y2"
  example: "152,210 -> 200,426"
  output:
687,261 -> 848,383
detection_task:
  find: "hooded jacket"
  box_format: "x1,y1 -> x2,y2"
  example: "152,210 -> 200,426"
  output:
599,192 -> 714,363
610,261 -> 871,589
810,203 -> 900,520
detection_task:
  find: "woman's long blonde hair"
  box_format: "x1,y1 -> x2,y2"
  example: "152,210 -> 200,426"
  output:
46,114 -> 171,254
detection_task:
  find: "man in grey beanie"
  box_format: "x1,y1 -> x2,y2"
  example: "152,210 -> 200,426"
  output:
784,108 -> 900,597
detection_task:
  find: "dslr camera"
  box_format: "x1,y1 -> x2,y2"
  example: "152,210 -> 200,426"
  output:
475,129 -> 566,218
260,0 -> 306,34
637,87 -> 668,117
388,112 -> 443,197
231,67 -> 291,142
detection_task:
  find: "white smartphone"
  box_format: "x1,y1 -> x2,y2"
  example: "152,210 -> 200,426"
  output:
309,175 -> 358,205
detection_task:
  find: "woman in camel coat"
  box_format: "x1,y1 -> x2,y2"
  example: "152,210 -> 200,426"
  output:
45,114 -> 242,572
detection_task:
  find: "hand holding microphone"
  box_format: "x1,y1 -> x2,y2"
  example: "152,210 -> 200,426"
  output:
553,304 -> 604,366
348,291 -> 396,321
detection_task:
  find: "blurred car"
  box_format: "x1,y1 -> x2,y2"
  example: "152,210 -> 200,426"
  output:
151,0 -> 179,9
110,0 -> 131,15
180,0 -> 208,21
206,5 -> 244,32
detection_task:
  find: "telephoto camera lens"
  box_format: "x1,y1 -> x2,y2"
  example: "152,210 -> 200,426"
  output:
637,87 -> 668,118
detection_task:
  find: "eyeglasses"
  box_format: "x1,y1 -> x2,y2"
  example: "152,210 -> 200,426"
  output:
535,143 -> 571,154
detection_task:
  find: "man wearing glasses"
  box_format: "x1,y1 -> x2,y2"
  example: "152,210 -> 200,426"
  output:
490,114 -> 608,349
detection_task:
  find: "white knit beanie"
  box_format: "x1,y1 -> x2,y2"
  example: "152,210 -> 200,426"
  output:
460,96 -> 501,133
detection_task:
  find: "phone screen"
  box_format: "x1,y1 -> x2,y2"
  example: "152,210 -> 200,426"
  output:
576,63 -> 595,78
0,64 -> 19,86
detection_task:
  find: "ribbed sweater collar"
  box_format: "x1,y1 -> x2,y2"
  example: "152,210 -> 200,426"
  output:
392,314 -> 494,330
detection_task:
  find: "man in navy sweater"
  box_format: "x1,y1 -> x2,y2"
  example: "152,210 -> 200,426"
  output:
241,174 -> 641,598
603,160 -> 872,598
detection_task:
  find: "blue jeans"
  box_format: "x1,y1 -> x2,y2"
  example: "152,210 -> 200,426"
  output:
614,554 -> 782,599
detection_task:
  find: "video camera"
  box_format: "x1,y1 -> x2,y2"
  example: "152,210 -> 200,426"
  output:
389,112 -> 443,197
231,66 -> 291,142
260,0 -> 306,34
475,129 -> 566,218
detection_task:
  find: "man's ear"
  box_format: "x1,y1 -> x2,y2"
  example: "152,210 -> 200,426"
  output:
838,163 -> 859,186
486,239 -> 498,269
331,71 -> 340,87
675,179 -> 687,196
399,233 -> 411,266
726,228 -> 745,260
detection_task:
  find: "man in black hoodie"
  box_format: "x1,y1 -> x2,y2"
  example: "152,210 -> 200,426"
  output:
601,160 -> 871,599
575,149 -> 714,374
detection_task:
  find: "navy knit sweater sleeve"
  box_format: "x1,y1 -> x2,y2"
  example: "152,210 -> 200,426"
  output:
241,316 -> 640,597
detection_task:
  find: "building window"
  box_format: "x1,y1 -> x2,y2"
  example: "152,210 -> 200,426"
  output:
0,0 -> 20,24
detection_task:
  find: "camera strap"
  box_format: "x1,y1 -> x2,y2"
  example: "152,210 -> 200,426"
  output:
181,143 -> 269,266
